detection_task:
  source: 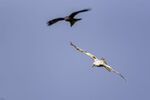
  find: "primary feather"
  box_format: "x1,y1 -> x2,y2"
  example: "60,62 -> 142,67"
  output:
69,8 -> 91,18
47,18 -> 64,26
70,42 -> 97,60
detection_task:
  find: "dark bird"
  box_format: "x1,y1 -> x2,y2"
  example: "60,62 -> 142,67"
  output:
47,8 -> 91,27
70,42 -> 126,81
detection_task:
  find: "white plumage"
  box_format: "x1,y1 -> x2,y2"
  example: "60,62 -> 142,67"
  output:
70,42 -> 126,81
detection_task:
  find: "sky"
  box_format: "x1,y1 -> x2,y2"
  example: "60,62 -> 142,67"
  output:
0,0 -> 150,100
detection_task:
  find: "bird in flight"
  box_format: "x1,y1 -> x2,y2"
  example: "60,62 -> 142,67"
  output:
70,42 -> 126,81
47,8 -> 91,27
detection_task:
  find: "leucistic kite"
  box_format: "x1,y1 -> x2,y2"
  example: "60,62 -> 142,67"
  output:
70,42 -> 126,81
47,8 -> 91,27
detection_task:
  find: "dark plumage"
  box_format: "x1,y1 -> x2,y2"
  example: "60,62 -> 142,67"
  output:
47,8 -> 91,27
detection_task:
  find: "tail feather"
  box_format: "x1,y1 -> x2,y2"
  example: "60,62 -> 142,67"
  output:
70,19 -> 82,26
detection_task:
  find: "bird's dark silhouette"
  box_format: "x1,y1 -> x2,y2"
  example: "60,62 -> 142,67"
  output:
47,8 -> 91,27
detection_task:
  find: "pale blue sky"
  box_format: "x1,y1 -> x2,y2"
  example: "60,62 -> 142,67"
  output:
0,0 -> 150,100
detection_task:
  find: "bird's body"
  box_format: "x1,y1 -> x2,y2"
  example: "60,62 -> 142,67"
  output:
70,42 -> 126,81
64,16 -> 82,26
93,59 -> 107,67
47,9 -> 91,27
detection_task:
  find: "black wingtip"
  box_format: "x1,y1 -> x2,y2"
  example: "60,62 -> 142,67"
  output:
47,21 -> 51,26
70,42 -> 73,46
70,42 -> 76,48
121,75 -> 127,82
87,8 -> 92,11
85,8 -> 92,11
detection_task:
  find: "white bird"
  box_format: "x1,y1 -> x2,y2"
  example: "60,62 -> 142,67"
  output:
70,42 -> 126,81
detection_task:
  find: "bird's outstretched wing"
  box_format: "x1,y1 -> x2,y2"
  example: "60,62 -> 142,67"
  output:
47,18 -> 64,26
111,68 -> 126,81
103,64 -> 126,81
69,8 -> 91,18
70,42 -> 97,60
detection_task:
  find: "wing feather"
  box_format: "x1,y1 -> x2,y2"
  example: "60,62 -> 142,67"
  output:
70,42 -> 97,60
111,68 -> 126,81
103,64 -> 126,81
47,18 -> 64,26
69,8 -> 91,18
